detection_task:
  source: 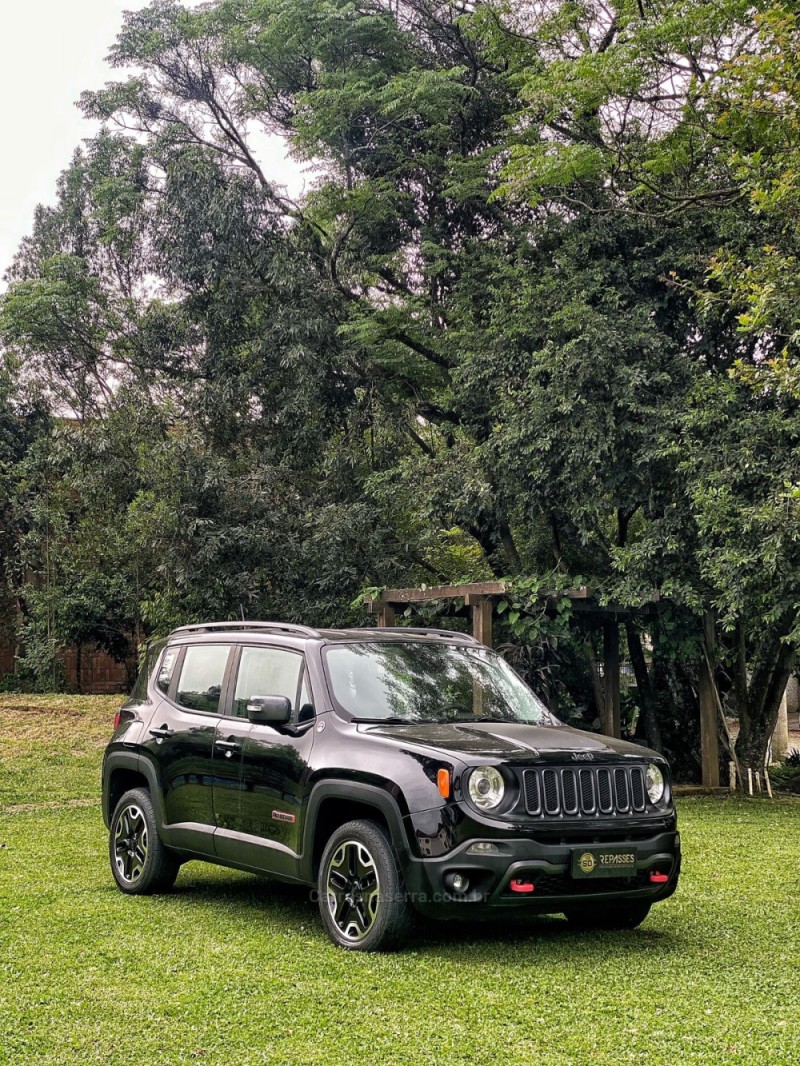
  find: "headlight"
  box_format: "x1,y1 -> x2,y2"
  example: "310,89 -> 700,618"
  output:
646,763 -> 665,804
468,766 -> 505,810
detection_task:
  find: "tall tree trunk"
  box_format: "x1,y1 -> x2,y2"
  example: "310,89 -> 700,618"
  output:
625,621 -> 663,751
735,613 -> 798,771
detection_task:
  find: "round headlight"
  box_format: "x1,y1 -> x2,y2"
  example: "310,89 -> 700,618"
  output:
468,766 -> 505,811
646,763 -> 665,804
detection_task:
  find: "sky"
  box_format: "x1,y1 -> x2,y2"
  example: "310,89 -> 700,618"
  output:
0,1 -> 302,283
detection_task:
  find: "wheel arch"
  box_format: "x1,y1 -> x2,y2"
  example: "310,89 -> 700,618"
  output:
300,782 -> 410,883
102,751 -> 164,829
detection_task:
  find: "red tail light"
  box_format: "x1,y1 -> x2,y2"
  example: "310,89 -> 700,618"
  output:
113,710 -> 122,731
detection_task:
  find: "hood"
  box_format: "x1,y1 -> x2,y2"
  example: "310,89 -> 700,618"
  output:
358,720 -> 659,764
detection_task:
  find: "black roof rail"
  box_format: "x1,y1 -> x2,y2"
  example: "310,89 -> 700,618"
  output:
359,626 -> 479,643
169,621 -> 322,639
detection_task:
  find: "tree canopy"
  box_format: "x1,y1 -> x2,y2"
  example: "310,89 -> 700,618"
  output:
2,0 -> 799,774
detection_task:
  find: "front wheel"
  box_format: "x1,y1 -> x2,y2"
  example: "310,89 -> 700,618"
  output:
563,900 -> 652,930
318,819 -> 412,951
109,787 -> 180,895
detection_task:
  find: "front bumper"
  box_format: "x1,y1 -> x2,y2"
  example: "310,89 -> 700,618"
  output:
402,829 -> 681,918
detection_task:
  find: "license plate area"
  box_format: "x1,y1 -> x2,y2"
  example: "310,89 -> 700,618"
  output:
571,846 -> 638,878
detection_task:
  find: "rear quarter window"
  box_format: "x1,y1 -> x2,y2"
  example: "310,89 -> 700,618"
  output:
128,640 -> 166,701
156,647 -> 180,695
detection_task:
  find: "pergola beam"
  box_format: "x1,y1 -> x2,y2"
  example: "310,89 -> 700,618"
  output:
372,581 -> 592,605
465,593 -> 493,648
366,579 -> 661,746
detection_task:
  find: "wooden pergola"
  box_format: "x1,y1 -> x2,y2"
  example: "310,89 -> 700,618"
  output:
366,581 -> 720,787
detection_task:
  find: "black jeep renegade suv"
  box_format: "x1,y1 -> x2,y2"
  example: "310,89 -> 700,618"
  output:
102,622 -> 680,950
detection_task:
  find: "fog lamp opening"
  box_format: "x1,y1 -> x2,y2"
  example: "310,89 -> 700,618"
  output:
444,872 -> 470,894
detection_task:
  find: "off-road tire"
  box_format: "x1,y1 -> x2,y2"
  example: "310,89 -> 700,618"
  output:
109,787 -> 180,895
318,819 -> 413,951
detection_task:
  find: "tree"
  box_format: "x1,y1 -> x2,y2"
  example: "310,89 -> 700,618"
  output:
3,0 -> 798,776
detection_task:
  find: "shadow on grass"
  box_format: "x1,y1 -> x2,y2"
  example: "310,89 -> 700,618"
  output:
167,863 -> 684,959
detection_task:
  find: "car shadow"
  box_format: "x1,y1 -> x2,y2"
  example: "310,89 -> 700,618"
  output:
167,865 -> 684,958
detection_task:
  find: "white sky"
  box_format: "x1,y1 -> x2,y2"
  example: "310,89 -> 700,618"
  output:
0,0 -> 303,283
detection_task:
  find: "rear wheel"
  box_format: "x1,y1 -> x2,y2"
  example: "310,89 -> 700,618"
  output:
109,787 -> 180,895
563,901 -> 652,930
318,819 -> 412,951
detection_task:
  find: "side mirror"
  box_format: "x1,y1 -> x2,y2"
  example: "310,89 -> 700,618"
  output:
247,695 -> 292,725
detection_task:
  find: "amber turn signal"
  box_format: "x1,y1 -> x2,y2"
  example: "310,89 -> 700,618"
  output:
437,768 -> 451,798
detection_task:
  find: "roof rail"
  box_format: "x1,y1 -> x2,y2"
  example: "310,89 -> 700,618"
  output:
169,621 -> 322,639
367,626 -> 479,643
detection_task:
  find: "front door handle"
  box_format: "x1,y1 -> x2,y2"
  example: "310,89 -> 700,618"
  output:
149,726 -> 174,740
216,738 -> 241,757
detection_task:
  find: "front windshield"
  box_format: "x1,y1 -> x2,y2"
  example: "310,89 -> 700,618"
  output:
324,641 -> 551,724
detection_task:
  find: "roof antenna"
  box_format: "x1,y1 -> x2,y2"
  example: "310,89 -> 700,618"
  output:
240,604 -> 246,621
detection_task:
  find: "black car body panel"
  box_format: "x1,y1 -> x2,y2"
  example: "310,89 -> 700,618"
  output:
102,623 -> 681,919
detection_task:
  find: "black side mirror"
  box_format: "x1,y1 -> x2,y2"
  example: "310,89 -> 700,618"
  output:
247,695 -> 292,725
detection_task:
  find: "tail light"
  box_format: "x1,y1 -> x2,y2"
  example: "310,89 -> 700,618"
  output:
113,709 -> 122,731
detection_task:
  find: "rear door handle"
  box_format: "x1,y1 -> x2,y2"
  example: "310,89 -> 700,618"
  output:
216,738 -> 241,756
149,726 -> 174,740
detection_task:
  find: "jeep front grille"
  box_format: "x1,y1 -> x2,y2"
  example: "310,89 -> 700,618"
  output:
522,765 -> 648,818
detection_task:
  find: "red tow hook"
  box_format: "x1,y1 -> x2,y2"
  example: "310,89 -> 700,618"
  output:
649,871 -> 669,884
510,878 -> 535,894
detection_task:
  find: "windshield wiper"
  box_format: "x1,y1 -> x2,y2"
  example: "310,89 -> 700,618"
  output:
356,715 -> 408,724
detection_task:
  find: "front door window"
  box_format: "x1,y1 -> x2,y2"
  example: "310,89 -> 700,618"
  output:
232,646 -> 303,719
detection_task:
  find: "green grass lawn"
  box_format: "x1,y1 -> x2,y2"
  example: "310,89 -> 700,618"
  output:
1,695 -> 799,1066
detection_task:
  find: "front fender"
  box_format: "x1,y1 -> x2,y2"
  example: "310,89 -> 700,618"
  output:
298,780 -> 411,882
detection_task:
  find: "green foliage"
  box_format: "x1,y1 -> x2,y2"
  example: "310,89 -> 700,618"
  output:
2,0 -> 800,768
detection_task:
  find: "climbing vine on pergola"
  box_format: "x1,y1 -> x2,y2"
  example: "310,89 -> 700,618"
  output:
365,582 -> 721,788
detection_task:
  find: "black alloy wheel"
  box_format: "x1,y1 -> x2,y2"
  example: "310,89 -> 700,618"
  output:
318,819 -> 412,951
326,838 -> 381,943
113,801 -> 149,885
109,787 -> 180,895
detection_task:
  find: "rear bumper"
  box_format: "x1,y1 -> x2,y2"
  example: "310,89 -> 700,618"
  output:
402,830 -> 681,918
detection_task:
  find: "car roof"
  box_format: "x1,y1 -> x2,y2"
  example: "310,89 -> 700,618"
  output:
165,621 -> 478,647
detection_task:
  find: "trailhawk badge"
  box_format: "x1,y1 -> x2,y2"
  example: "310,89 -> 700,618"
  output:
272,810 -> 296,824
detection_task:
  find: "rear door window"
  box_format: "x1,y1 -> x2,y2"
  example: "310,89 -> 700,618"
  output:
176,645 -> 232,714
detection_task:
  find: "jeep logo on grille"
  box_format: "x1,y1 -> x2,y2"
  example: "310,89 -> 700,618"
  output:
571,753 -> 595,761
